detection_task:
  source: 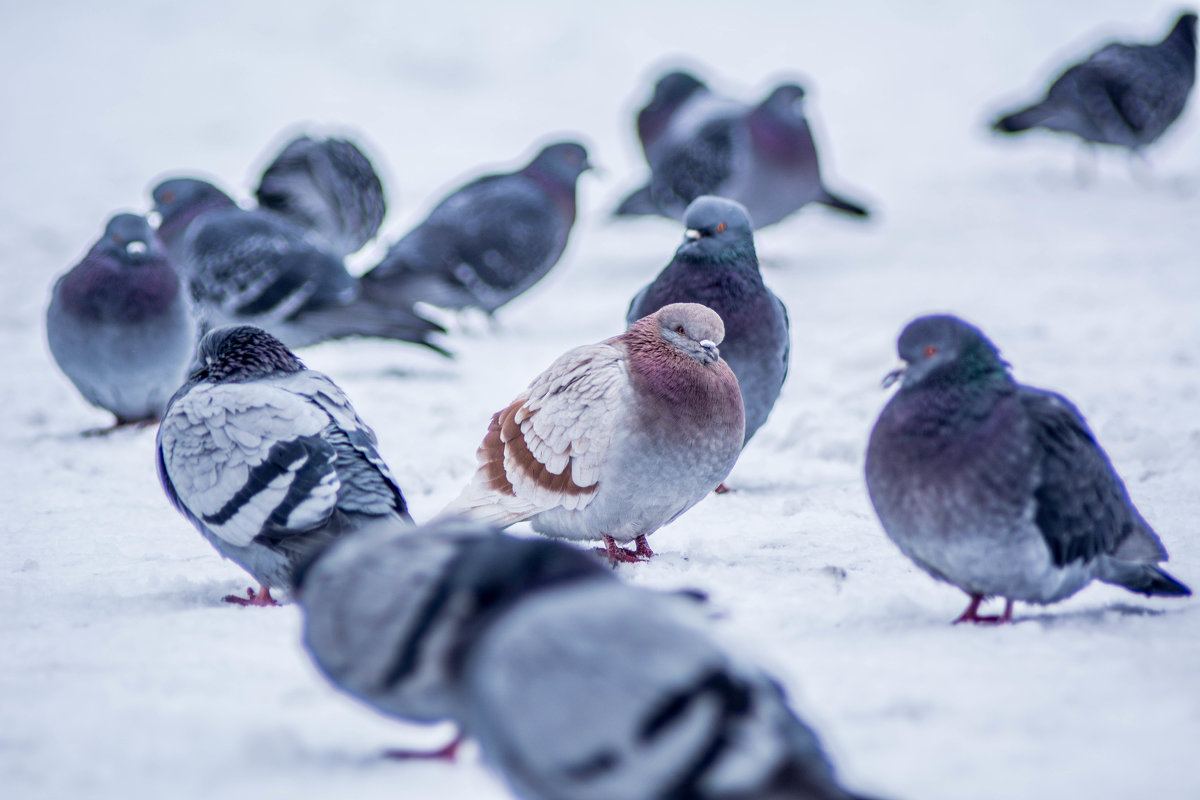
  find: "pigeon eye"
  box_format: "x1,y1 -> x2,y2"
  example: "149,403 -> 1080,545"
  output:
716,222 -> 726,233
923,345 -> 938,357
676,326 -> 686,335
161,191 -> 175,204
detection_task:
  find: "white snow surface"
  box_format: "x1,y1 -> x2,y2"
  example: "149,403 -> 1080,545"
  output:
3,1 -> 1199,799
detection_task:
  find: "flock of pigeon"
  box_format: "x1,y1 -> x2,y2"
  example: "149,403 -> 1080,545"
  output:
42,11 -> 1196,800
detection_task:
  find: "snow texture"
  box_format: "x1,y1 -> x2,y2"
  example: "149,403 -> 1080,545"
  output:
2,2 -> 1198,799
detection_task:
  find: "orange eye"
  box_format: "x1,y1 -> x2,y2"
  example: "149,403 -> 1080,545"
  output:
923,345 -> 938,357
716,222 -> 726,233
677,326 -> 686,334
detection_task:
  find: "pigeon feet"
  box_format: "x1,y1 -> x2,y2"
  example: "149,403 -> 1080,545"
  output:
383,735 -> 462,761
598,535 -> 655,565
953,595 -> 1013,625
223,586 -> 279,607
713,482 -> 732,494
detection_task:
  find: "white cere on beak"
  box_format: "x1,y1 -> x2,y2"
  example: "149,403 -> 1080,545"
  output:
125,241 -> 148,255
684,229 -> 702,240
146,210 -> 162,228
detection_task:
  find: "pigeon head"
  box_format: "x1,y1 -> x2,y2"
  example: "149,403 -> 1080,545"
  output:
884,314 -> 1009,391
188,325 -> 304,384
761,83 -> 807,116
96,213 -> 166,263
651,70 -> 707,107
643,302 -> 725,366
524,141 -> 593,187
151,177 -> 237,244
677,196 -> 756,263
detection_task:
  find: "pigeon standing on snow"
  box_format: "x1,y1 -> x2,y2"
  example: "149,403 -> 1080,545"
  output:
294,517 -> 615,758
254,134 -> 387,258
628,196 -> 788,448
156,325 -> 412,606
442,302 -> 744,563
865,315 -> 1191,624
152,177 -> 447,353
46,212 -> 197,428
992,12 -> 1197,155
461,576 -> 876,800
615,75 -> 869,227
360,141 -> 592,317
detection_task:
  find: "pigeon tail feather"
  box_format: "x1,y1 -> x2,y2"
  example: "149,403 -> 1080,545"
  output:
1098,559 -> 1191,597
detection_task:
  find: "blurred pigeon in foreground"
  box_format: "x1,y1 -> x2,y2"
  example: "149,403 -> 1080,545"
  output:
462,577 -> 879,800
629,197 -> 788,448
360,141 -> 591,316
152,177 -> 448,353
255,134 -> 386,257
992,13 -> 1197,154
865,315 -> 1191,624
442,303 -> 744,563
46,213 -> 197,429
616,75 -> 869,227
157,325 -> 412,606
294,517 -> 614,759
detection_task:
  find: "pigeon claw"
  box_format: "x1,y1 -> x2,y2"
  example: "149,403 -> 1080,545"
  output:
952,594 -> 1014,625
713,482 -> 732,494
223,586 -> 279,607
598,535 -> 655,565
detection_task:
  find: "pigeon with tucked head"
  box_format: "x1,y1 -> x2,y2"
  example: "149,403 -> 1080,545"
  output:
156,325 -> 412,606
865,314 -> 1190,624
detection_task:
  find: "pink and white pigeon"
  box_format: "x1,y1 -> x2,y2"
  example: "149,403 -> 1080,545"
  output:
442,302 -> 744,563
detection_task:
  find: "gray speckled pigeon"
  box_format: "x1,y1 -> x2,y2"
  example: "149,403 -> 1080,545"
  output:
865,314 -> 1191,624
442,303 -> 744,563
152,177 -> 447,353
615,77 -> 869,227
156,325 -> 412,606
461,577 -> 877,800
628,197 -> 788,447
294,517 -> 615,758
46,212 -> 197,428
255,134 -> 386,258
360,141 -> 591,316
992,13 -> 1197,153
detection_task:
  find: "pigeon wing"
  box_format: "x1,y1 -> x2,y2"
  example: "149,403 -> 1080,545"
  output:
445,342 -> 633,524
1020,386 -> 1164,567
157,381 -> 341,548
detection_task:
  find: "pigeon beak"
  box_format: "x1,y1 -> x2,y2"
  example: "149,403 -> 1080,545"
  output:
684,229 -> 702,241
699,339 -> 719,362
126,241 -> 148,256
146,210 -> 162,228
881,365 -> 906,389
582,158 -> 602,176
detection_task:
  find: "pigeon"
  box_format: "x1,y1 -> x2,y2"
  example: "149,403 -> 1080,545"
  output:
992,12 -> 1197,154
460,576 -> 877,800
442,302 -> 744,563
615,76 -> 869,227
156,325 -> 412,606
635,70 -> 712,166
628,196 -> 789,448
152,177 -> 448,353
360,141 -> 591,317
865,314 -> 1191,624
46,212 -> 197,429
254,133 -> 387,258
294,516 -> 615,759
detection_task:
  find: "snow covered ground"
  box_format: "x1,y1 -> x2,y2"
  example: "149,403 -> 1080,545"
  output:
3,1 -> 1199,798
